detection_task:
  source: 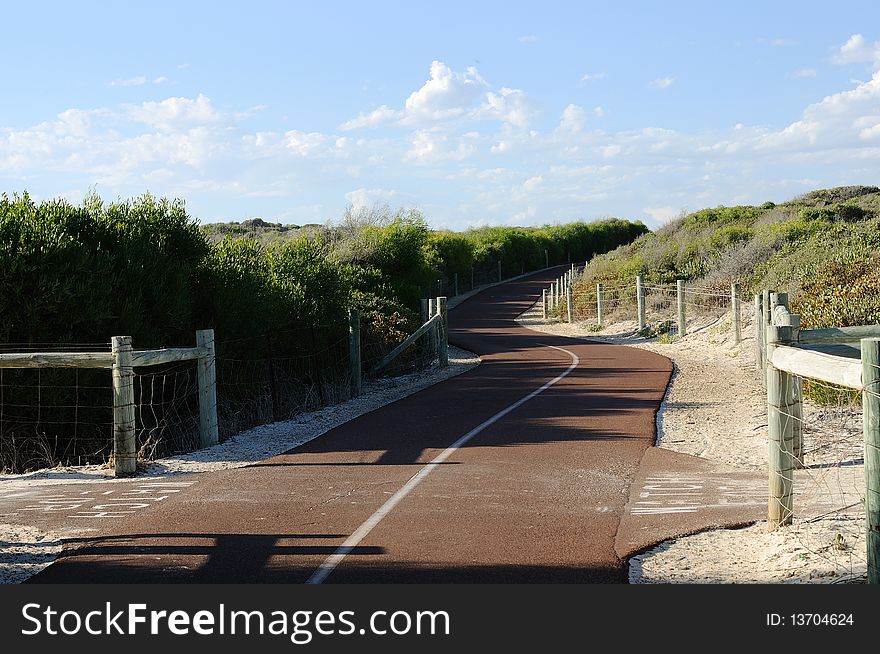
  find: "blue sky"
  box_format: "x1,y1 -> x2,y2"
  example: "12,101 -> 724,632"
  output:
2,1 -> 880,229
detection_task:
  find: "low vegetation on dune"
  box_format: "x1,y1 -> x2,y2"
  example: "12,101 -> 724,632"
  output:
578,185 -> 880,330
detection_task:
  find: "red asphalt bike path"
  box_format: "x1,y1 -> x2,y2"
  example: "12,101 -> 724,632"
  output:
28,267 -> 764,583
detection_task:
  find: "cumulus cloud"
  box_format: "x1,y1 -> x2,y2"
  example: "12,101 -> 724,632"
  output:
340,105 -> 400,130
345,187 -> 397,210
558,104 -> 586,133
110,75 -> 170,87
649,76 -> 676,89
127,94 -> 221,132
832,34 -> 880,66
341,61 -> 533,131
643,206 -> 679,222
402,61 -> 485,123
580,72 -> 608,82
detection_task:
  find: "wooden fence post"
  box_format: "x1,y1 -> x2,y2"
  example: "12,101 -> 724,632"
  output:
596,283 -> 604,326
545,249 -> 548,268
772,293 -> 803,468
754,294 -> 763,371
420,298 -> 428,324
542,289 -> 547,321
731,282 -> 741,343
761,289 -> 772,373
454,272 -> 459,297
636,275 -> 646,331
196,329 -> 219,448
676,279 -> 687,337
428,298 -> 437,354
348,310 -> 361,398
437,296 -> 448,368
566,282 -> 573,324
766,322 -> 794,530
111,336 -> 137,476
862,337 -> 880,584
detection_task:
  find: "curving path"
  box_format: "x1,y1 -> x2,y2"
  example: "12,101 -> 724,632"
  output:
27,267 -> 764,583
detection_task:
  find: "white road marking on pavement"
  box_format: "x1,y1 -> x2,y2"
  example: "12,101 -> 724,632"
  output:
306,344 -> 580,584
12,480 -> 198,519
631,475 -> 765,515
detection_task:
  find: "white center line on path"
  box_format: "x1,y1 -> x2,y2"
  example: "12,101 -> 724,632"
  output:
306,344 -> 580,584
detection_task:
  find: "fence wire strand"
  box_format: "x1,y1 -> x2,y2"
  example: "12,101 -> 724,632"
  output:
768,372 -> 867,581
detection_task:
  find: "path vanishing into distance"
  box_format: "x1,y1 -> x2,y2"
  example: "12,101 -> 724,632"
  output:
13,267 -> 766,583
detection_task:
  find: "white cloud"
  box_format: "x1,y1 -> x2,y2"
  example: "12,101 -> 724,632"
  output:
405,128 -> 475,162
345,187 -> 397,210
110,75 -> 170,86
127,94 -> 221,132
558,104 -> 586,133
480,87 -> 533,127
284,130 -> 326,156
109,76 -> 148,87
340,105 -> 400,130
518,35 -> 538,43
341,61 -> 533,131
832,34 -> 880,66
643,206 -> 679,222
769,38 -> 798,47
793,68 -> 817,78
580,72 -> 608,82
593,106 -> 605,118
601,144 -> 622,158
402,61 -> 485,124
649,76 -> 676,89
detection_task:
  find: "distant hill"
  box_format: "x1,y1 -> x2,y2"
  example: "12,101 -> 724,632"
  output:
577,185 -> 880,330
200,218 -> 327,244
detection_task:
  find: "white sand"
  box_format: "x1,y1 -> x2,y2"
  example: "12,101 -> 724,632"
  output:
518,302 -> 867,583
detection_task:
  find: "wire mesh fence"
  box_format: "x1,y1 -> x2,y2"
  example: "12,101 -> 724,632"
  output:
557,278 -> 738,338
0,310 -> 447,473
214,332 -> 351,440
769,374 -> 867,582
0,366 -> 113,472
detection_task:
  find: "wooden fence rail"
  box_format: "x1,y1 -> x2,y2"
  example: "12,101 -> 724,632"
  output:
761,293 -> 879,583
0,329 -> 217,477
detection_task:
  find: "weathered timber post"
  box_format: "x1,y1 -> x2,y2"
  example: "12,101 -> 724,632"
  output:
111,336 -> 137,476
754,294 -> 763,371
596,283 -> 604,326
542,289 -> 548,321
428,298 -> 437,354
636,275 -> 646,331
766,320 -> 794,530
420,298 -> 428,324
437,296 -> 448,368
566,282 -> 573,324
544,249 -> 549,268
731,282 -> 741,343
677,279 -> 687,337
862,337 -> 880,584
761,289 -> 772,372
348,310 -> 361,398
772,293 -> 803,468
196,329 -> 219,448
454,272 -> 459,297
